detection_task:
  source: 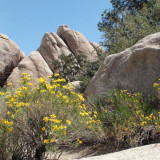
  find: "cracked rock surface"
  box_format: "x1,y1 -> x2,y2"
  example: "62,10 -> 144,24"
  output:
7,51 -> 52,88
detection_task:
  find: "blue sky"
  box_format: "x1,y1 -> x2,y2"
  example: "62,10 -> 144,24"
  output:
0,0 -> 112,55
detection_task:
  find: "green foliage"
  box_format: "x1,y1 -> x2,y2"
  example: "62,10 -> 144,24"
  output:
98,0 -> 160,54
52,50 -> 108,93
0,75 -> 160,158
52,54 -> 82,82
0,73 -> 101,160
90,88 -> 160,148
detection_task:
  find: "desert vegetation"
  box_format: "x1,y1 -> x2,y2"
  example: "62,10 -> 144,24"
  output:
1,1 -> 160,159
0,73 -> 160,159
0,73 -> 103,160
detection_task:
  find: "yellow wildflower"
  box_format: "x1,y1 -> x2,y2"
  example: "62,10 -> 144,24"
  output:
8,104 -> 13,107
40,90 -> 46,93
22,87 -> 27,91
38,77 -> 46,83
7,111 -> 10,115
51,91 -> 55,94
26,82 -> 32,86
153,83 -> 159,87
50,138 -> 54,143
0,92 -> 5,96
53,119 -> 60,123
87,126 -> 92,129
48,75 -> 52,78
53,125 -> 58,131
50,114 -> 56,118
7,83 -> 12,86
25,103 -> 30,107
44,139 -> 49,144
54,73 -> 59,77
136,110 -> 140,114
58,91 -> 63,96
42,127 -> 45,131
77,138 -> 82,144
62,85 -> 67,89
66,120 -> 71,125
65,99 -> 69,103
63,130 -> 66,135
1,119 -> 5,123
7,127 -> 12,132
22,73 -> 27,76
43,117 -> 49,122
10,97 -> 16,102
77,94 -> 85,101
62,96 -> 67,99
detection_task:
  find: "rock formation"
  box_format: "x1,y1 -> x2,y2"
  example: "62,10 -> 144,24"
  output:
37,32 -> 72,72
69,81 -> 83,92
89,41 -> 104,53
85,32 -> 160,98
57,25 -> 98,62
0,33 -> 24,87
80,143 -> 160,160
1,25 -> 104,88
7,51 -> 52,88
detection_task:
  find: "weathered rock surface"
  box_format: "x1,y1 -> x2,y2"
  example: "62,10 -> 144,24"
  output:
85,32 -> 160,97
7,51 -> 52,88
48,143 -> 160,160
89,41 -> 104,53
37,32 -> 72,72
80,143 -> 160,160
0,33 -> 24,87
57,25 -> 97,62
69,81 -> 83,92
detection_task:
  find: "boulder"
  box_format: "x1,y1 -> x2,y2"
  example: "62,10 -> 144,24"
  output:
7,51 -> 52,88
37,32 -> 72,72
89,41 -> 104,53
80,143 -> 160,160
0,33 -> 24,87
85,32 -> 160,98
57,25 -> 97,62
69,81 -> 83,92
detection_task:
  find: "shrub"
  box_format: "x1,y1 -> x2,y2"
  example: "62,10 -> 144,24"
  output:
0,73 -> 102,160
90,89 -> 160,150
52,50 -> 108,93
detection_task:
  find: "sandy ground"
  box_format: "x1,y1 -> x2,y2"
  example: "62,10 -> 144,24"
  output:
47,143 -> 160,160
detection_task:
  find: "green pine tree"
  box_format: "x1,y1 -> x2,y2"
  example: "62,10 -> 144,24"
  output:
98,0 -> 160,54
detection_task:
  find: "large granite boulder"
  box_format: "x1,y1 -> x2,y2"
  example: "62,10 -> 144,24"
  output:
57,25 -> 98,62
85,32 -> 160,98
37,32 -> 72,72
7,51 -> 52,88
0,33 -> 24,87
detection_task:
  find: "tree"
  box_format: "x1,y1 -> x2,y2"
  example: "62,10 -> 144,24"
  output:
52,50 -> 107,93
98,0 -> 160,54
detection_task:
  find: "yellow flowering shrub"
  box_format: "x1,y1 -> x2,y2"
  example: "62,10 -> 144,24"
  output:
92,88 -> 160,148
0,73 -> 102,160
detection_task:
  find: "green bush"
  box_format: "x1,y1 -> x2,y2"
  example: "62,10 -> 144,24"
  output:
1,73 -> 160,158
52,50 -> 108,93
90,89 -> 160,149
0,73 -> 102,160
